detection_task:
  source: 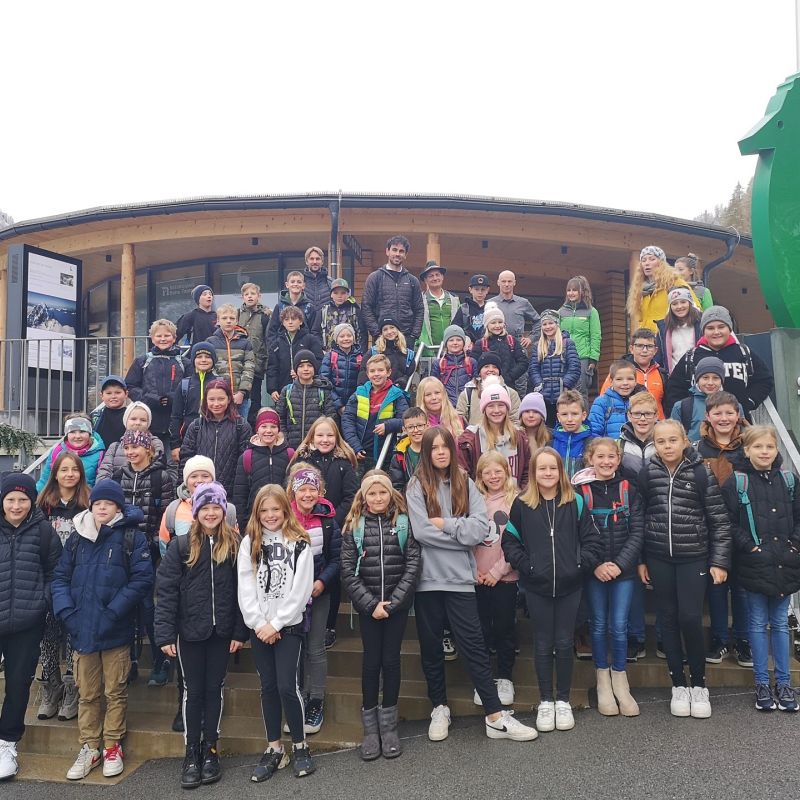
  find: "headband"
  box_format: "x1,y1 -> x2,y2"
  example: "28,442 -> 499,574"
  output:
291,469 -> 321,494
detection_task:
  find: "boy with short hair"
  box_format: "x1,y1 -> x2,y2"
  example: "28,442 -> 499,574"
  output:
237,282 -> 271,427
91,376 -> 129,448
276,350 -> 336,449
670,356 -> 734,442
453,274 -> 492,346
312,278 -> 368,353
207,303 -> 255,419
618,391 -> 659,481
431,325 -> 478,406
342,354 -> 409,473
589,360 -> 640,438
176,285 -> 216,346
389,407 -> 429,489
551,389 -> 592,477
266,271 -> 316,345
265,306 -> 323,403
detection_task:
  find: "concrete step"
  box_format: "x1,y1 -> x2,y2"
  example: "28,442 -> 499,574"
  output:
16,752 -> 145,785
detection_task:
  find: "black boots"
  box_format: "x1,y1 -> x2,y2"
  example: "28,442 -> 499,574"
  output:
180,744 -> 202,789
200,741 -> 221,785
378,706 -> 402,758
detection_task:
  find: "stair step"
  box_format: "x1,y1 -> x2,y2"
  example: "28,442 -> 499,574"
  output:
16,752 -> 145,784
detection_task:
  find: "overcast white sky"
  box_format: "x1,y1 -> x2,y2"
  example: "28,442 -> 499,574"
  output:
3,1 -> 797,224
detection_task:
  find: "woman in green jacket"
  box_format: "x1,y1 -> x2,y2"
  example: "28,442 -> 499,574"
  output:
674,254 -> 713,311
558,276 -> 602,402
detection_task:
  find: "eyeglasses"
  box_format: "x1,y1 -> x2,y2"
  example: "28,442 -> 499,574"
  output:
405,424 -> 427,431
629,411 -> 656,420
632,343 -> 656,350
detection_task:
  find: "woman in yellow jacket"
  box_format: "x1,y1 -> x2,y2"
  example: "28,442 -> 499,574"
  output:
627,246 -> 698,333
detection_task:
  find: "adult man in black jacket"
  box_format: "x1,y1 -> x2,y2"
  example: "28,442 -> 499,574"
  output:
303,246 -> 333,314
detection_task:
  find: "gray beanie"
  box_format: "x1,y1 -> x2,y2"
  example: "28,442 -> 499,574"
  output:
694,356 -> 725,381
442,324 -> 466,346
333,322 -> 355,343
700,305 -> 733,332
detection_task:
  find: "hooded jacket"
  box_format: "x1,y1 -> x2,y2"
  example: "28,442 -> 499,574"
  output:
125,345 -> 190,434
389,437 -> 420,490
528,332 -> 581,404
558,301 -> 602,362
589,387 -> 639,439
362,266 -> 425,342
694,419 -> 748,486
452,297 -> 489,343
291,498 -> 342,589
321,344 -> 364,411
342,380 -> 409,460
232,438 -> 294,532
551,424 -> 592,477
265,326 -> 323,395
266,289 -> 316,344
302,267 -> 333,313
276,377 -> 336,449
37,432 -> 106,492
208,326 -> 256,396
168,368 -> 216,449
51,505 -> 152,653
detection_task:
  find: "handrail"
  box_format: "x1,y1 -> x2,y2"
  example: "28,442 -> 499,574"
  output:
751,397 -> 800,473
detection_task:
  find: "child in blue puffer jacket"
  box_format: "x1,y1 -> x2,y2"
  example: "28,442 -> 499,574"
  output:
589,361 -> 641,439
320,323 -> 364,417
431,325 -> 478,406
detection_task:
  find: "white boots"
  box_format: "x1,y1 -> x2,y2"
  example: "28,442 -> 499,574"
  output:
596,668 -> 640,717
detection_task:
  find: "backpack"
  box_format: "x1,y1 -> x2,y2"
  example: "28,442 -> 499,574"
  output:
330,350 -> 363,383
163,499 -> 238,539
478,334 -> 516,353
113,467 -> 164,511
67,528 -> 137,576
687,343 -> 753,383
734,470 -> 796,545
579,481 -> 630,529
143,350 -> 185,381
352,514 -> 409,576
679,396 -> 694,432
438,356 -> 474,387
282,384 -> 327,425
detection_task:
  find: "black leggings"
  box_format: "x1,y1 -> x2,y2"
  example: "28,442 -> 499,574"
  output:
359,610 -> 409,709
251,631 -> 305,744
177,633 -> 231,746
647,558 -> 707,688
475,582 -> 518,680
525,589 -> 581,703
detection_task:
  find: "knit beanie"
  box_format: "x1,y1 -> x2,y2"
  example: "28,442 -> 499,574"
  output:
442,324 -> 467,346
0,472 -> 37,506
477,352 -> 502,372
668,287 -> 694,305
480,382 -> 512,412
540,309 -> 560,324
123,401 -> 152,428
192,481 -> 228,517
64,416 -> 92,436
293,349 -> 319,373
640,245 -> 666,261
519,392 -> 547,418
90,479 -> 125,510
333,323 -> 355,343
191,284 -> 213,305
380,317 -> 400,332
121,430 -> 153,450
360,470 -> 395,497
183,455 -> 216,484
700,305 -> 733,332
256,408 -> 281,430
694,356 -> 726,381
483,305 -> 505,328
190,340 -> 217,366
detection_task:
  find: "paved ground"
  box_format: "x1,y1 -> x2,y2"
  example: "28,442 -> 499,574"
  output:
9,687 -> 800,800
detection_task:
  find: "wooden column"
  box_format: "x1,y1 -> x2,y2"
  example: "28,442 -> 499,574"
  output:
121,244 -> 136,370
594,270 -> 628,386
426,233 -> 441,265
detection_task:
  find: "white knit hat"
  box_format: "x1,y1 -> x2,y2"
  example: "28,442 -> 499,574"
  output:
123,401 -> 152,428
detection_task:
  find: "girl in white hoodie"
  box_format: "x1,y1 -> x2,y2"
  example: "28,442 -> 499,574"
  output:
237,484 -> 314,782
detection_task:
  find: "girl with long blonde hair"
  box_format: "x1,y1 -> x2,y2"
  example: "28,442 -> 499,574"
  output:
416,376 -> 464,438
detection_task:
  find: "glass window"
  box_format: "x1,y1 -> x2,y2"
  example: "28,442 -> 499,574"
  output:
155,264 -> 206,324
214,258 -> 280,311
87,285 -> 108,338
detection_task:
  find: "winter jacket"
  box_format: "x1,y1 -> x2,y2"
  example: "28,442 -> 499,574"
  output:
551,424 -> 592,477
51,506 -> 152,654
362,266 -> 425,343
589,387 -> 636,439
456,378 -> 521,427
600,354 -> 667,418
571,472 -> 644,580
340,513 -> 421,615
91,404 -> 127,449
233,439 -> 294,533
321,345 -> 364,412
453,298 -> 489,344
208,326 -> 255,396
618,423 -> 655,481
473,333 -> 529,386
432,353 -> 479,406
632,278 -> 698,332
341,381 -> 409,461
168,369 -> 214,450
664,336 -> 774,421
0,509 -> 62,635
276,378 -> 336,449
694,420 -> 748,487
688,280 -> 713,312
457,426 -> 530,489
237,303 -> 271,377
528,333 -> 581,404
125,346 -> 190,434
292,499 -> 341,590
637,448 -> 732,567
265,327 -> 323,395
176,307 -> 217,346
96,436 -> 167,483
291,447 -> 358,529
558,302 -> 602,362
721,457 -> 800,597
312,298 -> 368,353
155,534 -> 248,645
406,476 -> 489,592
266,290 -> 316,346
358,341 -> 416,388
655,319 -> 702,375
179,414 -> 252,497
117,460 -> 176,544
389,437 -> 421,490
37,432 -> 106,492
302,267 -> 333,313
503,493 -> 603,597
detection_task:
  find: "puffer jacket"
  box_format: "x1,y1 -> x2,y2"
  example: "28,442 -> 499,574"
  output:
237,303 -> 271,377
551,424 -> 592,477
618,423 -> 656,481
208,326 -> 255,395
276,378 -> 336,449
321,345 -> 364,411
340,512 -> 421,615
291,447 -> 358,528
342,381 -> 409,461
51,506 -> 152,654
0,509 -> 62,635
180,415 -> 252,497
571,472 -> 644,579
265,327 -> 323,395
600,354 -> 667,418
37,433 -> 106,492
638,448 -> 732,567
303,267 -> 333,313
232,438 -> 295,532
125,345 -> 190,434
168,369 -> 215,449
358,340 -> 416,387
473,333 -> 529,386
503,494 -> 603,597
312,298 -> 368,353
155,534 -> 249,645
266,289 -> 316,344
292,499 -> 341,589
432,352 -> 478,406
362,266 -> 424,343
722,456 -> 800,597
589,387 -> 639,439
117,460 -> 176,544
96,436 -> 167,482
528,333 -> 581,404
558,301 -> 601,362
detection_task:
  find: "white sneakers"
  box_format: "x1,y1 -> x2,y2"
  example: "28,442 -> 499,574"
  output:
67,744 -> 102,780
536,701 -> 574,731
102,743 -> 125,778
428,705 -> 451,741
671,686 -> 711,718
0,740 -> 18,781
555,701 -> 575,730
496,679 -> 515,706
485,710 -> 537,741
689,687 -> 712,718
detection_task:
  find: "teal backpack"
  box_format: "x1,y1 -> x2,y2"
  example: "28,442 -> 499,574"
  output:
352,513 -> 410,576
734,470 -> 795,545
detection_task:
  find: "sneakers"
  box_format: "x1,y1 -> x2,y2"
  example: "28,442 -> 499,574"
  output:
251,747 -> 289,782
755,683 -> 776,712
555,701 -> 575,730
58,674 -> 79,721
473,689 -> 482,706
324,628 -> 337,650
66,744 -> 101,780
442,634 -> 457,661
0,740 -> 18,781
705,637 -> 728,664
148,658 -> 172,686
292,744 -> 315,777
304,699 -> 324,734
37,673 -> 64,719
656,642 -> 666,659
485,710 -> 538,741
536,701 -> 555,732
626,639 -> 646,662
102,743 -> 124,778
733,639 -> 754,668
496,678 -> 515,706
776,683 -> 799,712
574,627 -> 592,660
428,704 -> 451,741
670,686 -> 691,717
689,686 -> 712,718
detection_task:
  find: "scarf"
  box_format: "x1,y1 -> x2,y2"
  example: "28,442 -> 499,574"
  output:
641,279 -> 657,297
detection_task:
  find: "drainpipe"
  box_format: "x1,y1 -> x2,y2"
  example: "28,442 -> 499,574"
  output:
328,197 -> 340,279
702,230 -> 740,286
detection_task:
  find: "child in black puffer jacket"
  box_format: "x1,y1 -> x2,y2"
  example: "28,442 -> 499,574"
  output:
341,471 -> 420,760
473,306 -> 528,390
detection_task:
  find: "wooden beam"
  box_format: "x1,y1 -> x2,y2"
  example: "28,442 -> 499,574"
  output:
121,244 -> 136,370
426,233 -> 441,265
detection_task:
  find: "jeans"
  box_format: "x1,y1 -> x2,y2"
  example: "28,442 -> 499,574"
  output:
359,610 -> 409,708
237,398 -> 251,423
0,623 -> 43,742
586,576 -> 635,671
628,579 -> 663,644
475,582 -> 518,680
301,592 -> 330,701
745,592 -> 792,685
709,579 -> 749,642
